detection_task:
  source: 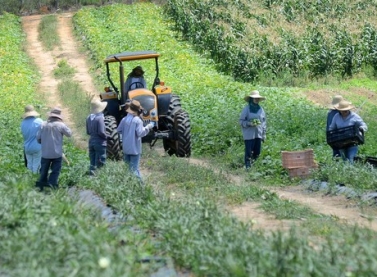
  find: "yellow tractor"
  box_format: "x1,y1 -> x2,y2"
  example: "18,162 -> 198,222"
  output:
100,50 -> 191,160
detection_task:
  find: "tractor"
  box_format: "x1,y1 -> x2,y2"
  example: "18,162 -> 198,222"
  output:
100,50 -> 191,160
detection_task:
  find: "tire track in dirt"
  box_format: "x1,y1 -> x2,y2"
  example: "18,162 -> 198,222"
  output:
55,14 -> 97,94
271,186 -> 377,231
188,158 -> 377,232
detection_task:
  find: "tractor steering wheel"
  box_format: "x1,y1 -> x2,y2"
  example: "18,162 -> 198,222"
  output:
128,82 -> 145,91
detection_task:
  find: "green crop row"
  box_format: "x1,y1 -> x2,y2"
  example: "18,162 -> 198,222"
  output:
164,0 -> 377,83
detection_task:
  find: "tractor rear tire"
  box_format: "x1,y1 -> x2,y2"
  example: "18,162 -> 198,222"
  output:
105,115 -> 122,161
163,110 -> 191,157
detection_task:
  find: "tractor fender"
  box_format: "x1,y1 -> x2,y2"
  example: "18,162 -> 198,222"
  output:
157,93 -> 171,115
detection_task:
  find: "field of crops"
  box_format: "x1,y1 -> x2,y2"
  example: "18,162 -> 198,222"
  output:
2,1 -> 377,276
165,0 -> 377,84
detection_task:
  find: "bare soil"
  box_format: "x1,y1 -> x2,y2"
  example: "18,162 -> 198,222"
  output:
21,12 -> 377,232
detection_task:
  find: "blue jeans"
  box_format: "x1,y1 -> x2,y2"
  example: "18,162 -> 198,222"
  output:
89,144 -> 106,171
123,154 -> 141,180
39,157 -> 62,187
244,138 -> 262,169
25,150 -> 42,174
339,145 -> 358,163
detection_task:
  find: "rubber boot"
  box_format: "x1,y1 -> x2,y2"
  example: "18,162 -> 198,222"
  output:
35,181 -> 47,191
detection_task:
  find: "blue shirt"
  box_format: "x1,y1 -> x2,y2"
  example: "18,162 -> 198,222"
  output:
86,113 -> 107,146
124,77 -> 146,94
21,117 -> 43,154
117,114 -> 150,155
329,111 -> 367,131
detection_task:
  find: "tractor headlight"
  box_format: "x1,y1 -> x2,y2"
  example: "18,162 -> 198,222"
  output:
150,109 -> 158,121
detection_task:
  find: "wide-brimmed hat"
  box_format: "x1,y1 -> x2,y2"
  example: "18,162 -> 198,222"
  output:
91,98 -> 108,114
48,107 -> 63,119
244,90 -> 266,102
328,95 -> 343,109
23,105 -> 39,118
132,66 -> 145,75
126,99 -> 143,115
335,100 -> 355,111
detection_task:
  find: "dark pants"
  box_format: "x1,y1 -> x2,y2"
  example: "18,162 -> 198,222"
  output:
89,144 -> 106,172
244,138 -> 262,169
39,157 -> 62,188
332,147 -> 341,158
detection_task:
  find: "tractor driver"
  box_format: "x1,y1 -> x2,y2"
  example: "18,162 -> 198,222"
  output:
125,66 -> 146,95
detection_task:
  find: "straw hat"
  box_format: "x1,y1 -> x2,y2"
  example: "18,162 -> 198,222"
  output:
335,100 -> 355,111
126,99 -> 143,115
328,95 -> 343,109
48,107 -> 63,120
91,98 -> 108,114
244,90 -> 266,102
23,105 -> 39,118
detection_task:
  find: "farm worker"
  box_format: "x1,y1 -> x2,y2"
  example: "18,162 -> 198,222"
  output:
326,95 -> 343,158
117,99 -> 154,181
21,105 -> 43,174
36,107 -> 72,190
124,66 -> 147,95
329,100 -> 367,163
86,98 -> 108,176
239,90 -> 267,169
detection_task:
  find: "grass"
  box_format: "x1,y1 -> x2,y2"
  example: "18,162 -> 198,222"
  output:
54,59 -> 76,79
38,14 -> 60,51
57,80 -> 92,137
53,60 -> 88,124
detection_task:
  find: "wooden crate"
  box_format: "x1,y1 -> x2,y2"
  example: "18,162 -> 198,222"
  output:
287,166 -> 312,178
281,149 -> 316,169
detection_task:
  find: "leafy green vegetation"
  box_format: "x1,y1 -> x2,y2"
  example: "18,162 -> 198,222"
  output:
2,3 -> 377,276
0,13 -> 41,175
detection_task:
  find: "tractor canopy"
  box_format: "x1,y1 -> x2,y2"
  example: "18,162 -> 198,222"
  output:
104,51 -> 160,63
104,50 -> 161,105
